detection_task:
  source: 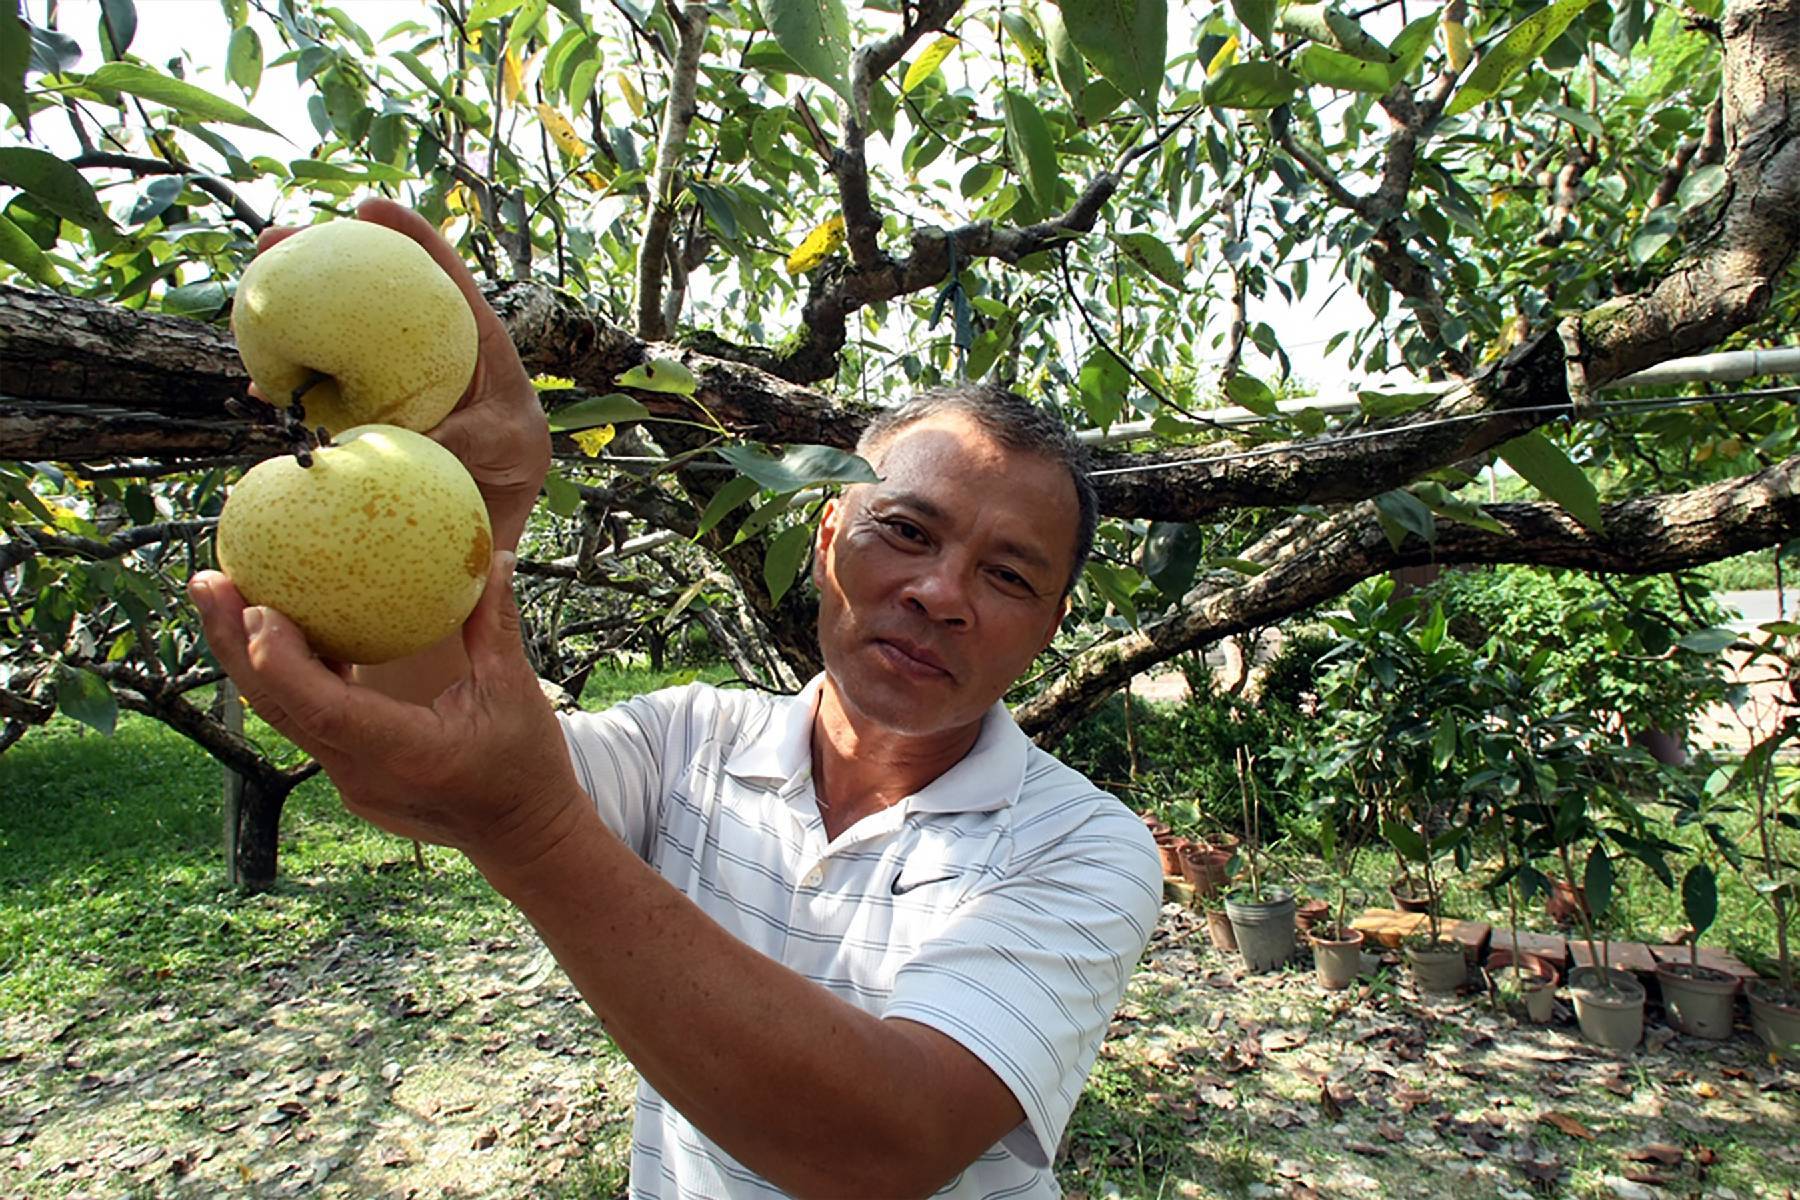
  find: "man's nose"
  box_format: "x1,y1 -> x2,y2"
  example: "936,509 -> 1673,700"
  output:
900,559 -> 973,627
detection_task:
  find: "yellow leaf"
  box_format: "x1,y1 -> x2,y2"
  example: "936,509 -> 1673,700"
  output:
784,215 -> 847,276
617,71 -> 645,119
1442,17 -> 1472,72
1207,35 -> 1239,78
531,374 -> 576,391
446,182 -> 473,214
901,35 -> 958,95
578,169 -> 608,191
503,48 -> 525,105
536,102 -> 588,159
572,425 -> 616,456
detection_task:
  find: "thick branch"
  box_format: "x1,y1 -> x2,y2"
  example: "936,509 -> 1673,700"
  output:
635,4 -> 710,340
0,518 -> 215,573
1020,455 -> 1800,743
1576,0 -> 1800,384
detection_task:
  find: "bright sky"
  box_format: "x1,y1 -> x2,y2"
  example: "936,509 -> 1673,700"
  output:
48,0 -> 1386,392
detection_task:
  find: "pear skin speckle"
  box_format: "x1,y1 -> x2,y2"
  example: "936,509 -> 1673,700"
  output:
216,425 -> 492,664
231,221 -> 477,435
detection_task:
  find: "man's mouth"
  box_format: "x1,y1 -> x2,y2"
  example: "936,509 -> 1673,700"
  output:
874,638 -> 953,679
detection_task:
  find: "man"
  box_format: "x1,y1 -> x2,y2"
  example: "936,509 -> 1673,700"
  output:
189,200 -> 1160,1198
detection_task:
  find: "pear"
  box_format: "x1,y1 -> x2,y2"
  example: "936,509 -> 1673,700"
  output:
231,221 -> 477,435
216,426 -> 492,664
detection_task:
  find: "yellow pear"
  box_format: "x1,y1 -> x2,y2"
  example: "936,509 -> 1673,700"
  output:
231,221 -> 477,435
216,426 -> 492,664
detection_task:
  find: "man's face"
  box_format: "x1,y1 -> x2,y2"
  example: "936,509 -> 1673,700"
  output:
813,411 -> 1079,740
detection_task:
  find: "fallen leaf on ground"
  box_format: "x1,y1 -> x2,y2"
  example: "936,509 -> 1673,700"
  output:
1623,1144 -> 1684,1165
1538,1112 -> 1597,1140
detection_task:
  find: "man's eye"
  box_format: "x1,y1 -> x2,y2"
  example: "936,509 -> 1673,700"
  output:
884,519 -> 926,542
994,569 -> 1036,593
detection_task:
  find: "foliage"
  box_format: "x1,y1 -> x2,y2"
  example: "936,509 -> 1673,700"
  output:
1425,564 -> 1733,736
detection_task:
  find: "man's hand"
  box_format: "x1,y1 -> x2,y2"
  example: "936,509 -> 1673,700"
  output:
251,198 -> 551,551
188,553 -> 586,874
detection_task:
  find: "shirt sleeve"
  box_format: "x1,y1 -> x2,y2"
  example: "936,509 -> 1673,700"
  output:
880,796 -> 1162,1167
556,684 -> 698,860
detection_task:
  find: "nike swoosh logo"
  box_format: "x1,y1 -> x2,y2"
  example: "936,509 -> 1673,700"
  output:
891,873 -> 959,896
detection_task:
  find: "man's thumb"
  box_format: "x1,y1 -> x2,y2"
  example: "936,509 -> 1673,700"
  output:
462,550 -> 523,676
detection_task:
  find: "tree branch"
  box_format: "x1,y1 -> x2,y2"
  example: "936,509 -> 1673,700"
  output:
68,152 -> 268,235
1019,454 -> 1800,742
635,3 -> 710,340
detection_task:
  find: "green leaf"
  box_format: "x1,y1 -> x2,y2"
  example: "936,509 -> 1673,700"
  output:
1224,373 -> 1278,416
0,3 -> 32,134
1231,0 -> 1276,46
1431,710 -> 1458,771
716,443 -> 880,492
763,522 -> 814,604
1085,560 -> 1140,625
757,0 -> 853,102
1584,843 -> 1614,920
1203,61 -> 1300,109
55,666 -> 117,737
695,475 -> 763,538
1055,0 -> 1166,116
1277,1 -> 1391,61
84,63 -> 278,133
0,147 -> 114,234
1681,863 -> 1717,938
1445,0 -> 1601,118
1677,626 -> 1737,654
547,392 -> 652,432
0,211 -> 61,284
468,0 -> 527,22
1387,12 -> 1439,82
1002,90 -> 1058,212
1294,44 -> 1397,93
1373,488 -> 1436,546
98,0 -> 137,58
1113,231 -> 1183,286
226,25 -> 263,97
1142,521 -> 1204,596
1497,429 -> 1603,532
1039,2 -> 1087,109
1077,346 -> 1129,429
161,279 -> 226,319
615,356 -> 698,396
1212,556 -> 1266,576
541,469 -> 581,519
1383,818 -> 1428,864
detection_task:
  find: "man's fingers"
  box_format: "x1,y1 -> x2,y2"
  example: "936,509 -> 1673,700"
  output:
255,224 -> 299,254
188,571 -> 430,758
460,551 -> 525,683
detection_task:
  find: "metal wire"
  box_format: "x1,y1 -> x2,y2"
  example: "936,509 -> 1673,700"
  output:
1085,387 -> 1800,478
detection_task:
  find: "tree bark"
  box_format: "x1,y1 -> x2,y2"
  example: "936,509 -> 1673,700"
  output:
1018,455 -> 1800,743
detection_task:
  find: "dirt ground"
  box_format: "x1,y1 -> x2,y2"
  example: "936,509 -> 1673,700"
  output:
4,899 -> 1795,1199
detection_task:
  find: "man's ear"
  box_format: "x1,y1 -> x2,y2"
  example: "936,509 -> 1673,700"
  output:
813,496 -> 842,587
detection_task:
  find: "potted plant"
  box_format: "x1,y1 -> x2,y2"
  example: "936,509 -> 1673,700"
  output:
1655,864 -> 1739,1039
1725,660 -> 1800,1054
1223,749 -> 1295,972
1563,838 -> 1647,1051
1387,816 -> 1468,994
1307,811 -> 1365,991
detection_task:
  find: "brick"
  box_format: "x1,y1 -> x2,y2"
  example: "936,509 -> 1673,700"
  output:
1352,907 -> 1428,949
1439,919 -> 1492,962
1485,930 -> 1569,969
1569,940 -> 1658,976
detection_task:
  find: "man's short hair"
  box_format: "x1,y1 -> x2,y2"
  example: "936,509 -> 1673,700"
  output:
857,385 -> 1098,599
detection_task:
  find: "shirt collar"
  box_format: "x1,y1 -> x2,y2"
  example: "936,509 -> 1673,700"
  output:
722,674 -> 1029,814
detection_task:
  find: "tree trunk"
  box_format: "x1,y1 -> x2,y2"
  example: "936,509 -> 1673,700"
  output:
229,772 -> 295,892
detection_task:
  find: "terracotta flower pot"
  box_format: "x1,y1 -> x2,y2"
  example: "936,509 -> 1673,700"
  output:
1153,832 -> 1188,878
1389,883 -> 1436,915
1746,979 -> 1800,1055
1142,814 -> 1169,837
1294,899 -> 1330,931
1178,843 -> 1215,894
1310,927 -> 1364,991
1205,908 -> 1238,953
1656,962 -> 1739,1040
1545,876 -> 1589,926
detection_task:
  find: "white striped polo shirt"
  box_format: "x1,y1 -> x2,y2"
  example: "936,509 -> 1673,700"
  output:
557,676 -> 1162,1198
